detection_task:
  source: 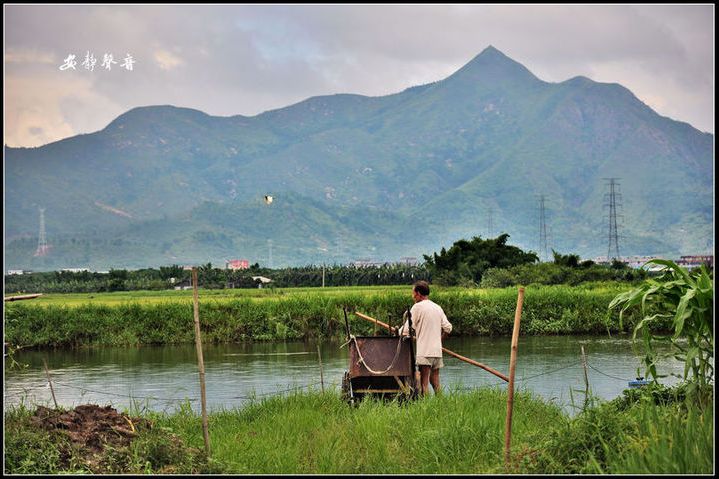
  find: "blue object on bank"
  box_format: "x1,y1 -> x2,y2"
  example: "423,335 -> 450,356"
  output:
628,377 -> 650,388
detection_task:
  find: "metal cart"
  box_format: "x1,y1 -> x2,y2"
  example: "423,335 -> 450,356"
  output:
340,310 -> 418,404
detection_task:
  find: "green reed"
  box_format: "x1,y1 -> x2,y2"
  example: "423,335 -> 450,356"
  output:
5,284 -> 648,348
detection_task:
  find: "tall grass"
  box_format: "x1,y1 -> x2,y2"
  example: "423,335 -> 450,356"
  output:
146,387 -> 563,474
5,284 -> 650,348
7,385 -> 710,474
521,383 -> 714,474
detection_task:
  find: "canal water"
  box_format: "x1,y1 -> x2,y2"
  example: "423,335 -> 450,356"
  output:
4,335 -> 684,416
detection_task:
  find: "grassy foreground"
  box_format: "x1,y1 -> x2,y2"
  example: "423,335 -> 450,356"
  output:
4,384 -> 713,474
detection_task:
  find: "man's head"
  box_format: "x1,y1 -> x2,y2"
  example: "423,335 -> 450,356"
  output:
412,280 -> 430,302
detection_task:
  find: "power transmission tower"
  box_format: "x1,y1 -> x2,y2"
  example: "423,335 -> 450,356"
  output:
603,178 -> 623,261
537,195 -> 549,262
34,207 -> 49,257
267,239 -> 273,269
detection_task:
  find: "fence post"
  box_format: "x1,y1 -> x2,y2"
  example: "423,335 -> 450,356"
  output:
192,267 -> 211,457
581,345 -> 589,409
317,344 -> 325,392
504,286 -> 525,469
42,358 -> 58,409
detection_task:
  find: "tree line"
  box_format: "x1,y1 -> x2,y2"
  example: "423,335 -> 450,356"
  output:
5,234 -> 659,294
4,263 -> 432,294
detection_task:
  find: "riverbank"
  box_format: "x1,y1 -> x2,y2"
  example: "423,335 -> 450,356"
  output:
4,384 -> 712,474
4,284 -> 656,348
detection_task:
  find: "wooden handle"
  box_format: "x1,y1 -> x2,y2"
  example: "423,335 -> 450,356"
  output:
354,311 -> 508,382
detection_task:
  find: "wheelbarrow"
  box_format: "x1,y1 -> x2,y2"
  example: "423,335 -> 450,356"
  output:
340,309 -> 418,404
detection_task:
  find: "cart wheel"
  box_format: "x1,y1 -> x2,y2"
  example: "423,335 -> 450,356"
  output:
341,371 -> 354,404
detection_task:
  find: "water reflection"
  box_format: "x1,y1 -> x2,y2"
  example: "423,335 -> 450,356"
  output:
4,335 -> 684,416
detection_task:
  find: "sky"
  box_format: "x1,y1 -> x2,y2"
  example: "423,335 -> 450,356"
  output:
4,4 -> 715,148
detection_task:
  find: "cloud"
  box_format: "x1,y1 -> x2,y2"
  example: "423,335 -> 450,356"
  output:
154,49 -> 184,70
3,4 -> 714,146
4,73 -> 124,147
5,48 -> 56,65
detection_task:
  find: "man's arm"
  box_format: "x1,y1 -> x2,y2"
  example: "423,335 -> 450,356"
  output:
441,312 -> 452,339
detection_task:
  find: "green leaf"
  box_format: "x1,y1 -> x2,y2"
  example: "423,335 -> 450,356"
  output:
647,259 -> 696,287
673,288 -> 697,338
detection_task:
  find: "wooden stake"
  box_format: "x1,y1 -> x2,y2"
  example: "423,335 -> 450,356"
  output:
581,345 -> 589,409
504,286 -> 525,468
42,358 -> 58,409
353,311 -> 509,382
317,344 -> 325,392
192,267 -> 211,457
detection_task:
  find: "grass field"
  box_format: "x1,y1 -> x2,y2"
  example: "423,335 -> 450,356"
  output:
5,283 -> 648,348
6,285 -> 414,306
5,384 -> 712,474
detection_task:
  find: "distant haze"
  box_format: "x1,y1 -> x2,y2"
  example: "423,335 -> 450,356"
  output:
4,4 -> 714,148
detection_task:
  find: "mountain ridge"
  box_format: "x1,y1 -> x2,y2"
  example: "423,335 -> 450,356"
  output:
4,46 -> 713,270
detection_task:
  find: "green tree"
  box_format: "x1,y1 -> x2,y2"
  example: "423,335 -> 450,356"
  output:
552,249 -> 580,268
423,233 -> 538,285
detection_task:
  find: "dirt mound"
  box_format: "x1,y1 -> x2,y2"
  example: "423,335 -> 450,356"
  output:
31,404 -> 148,453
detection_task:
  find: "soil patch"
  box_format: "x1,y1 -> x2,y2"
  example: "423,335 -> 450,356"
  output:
31,404 -> 148,454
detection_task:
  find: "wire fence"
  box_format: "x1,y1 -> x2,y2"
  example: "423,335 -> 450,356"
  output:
4,378 -> 328,408
4,352 -> 647,415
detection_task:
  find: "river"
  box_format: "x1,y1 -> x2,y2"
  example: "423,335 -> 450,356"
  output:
4,334 -> 684,416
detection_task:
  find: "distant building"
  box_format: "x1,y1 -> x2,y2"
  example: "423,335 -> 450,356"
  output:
226,259 -> 250,270
592,255 -> 713,271
7,270 -> 24,275
352,258 -> 386,268
173,279 -> 193,290
398,257 -> 419,266
677,255 -> 714,269
621,255 -> 663,269
252,276 -> 272,289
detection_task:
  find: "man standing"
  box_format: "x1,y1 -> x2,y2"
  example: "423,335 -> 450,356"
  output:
397,281 -> 452,395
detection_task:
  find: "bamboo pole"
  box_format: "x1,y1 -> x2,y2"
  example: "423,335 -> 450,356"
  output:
317,344 -> 325,392
42,358 -> 58,409
504,286 -> 525,468
581,345 -> 589,409
192,268 -> 211,457
353,311 -> 509,382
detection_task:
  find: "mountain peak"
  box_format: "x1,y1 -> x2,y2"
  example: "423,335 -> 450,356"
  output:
448,46 -> 541,86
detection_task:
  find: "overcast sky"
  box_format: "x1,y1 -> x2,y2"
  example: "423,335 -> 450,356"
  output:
4,4 -> 715,147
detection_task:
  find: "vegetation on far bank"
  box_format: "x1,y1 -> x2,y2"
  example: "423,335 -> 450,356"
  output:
5,235 -> 660,295
5,284 -> 650,348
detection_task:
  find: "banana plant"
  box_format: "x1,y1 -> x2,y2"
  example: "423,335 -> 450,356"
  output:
609,259 -> 713,387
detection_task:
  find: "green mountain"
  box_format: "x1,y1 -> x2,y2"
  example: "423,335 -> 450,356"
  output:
4,46 -> 713,270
